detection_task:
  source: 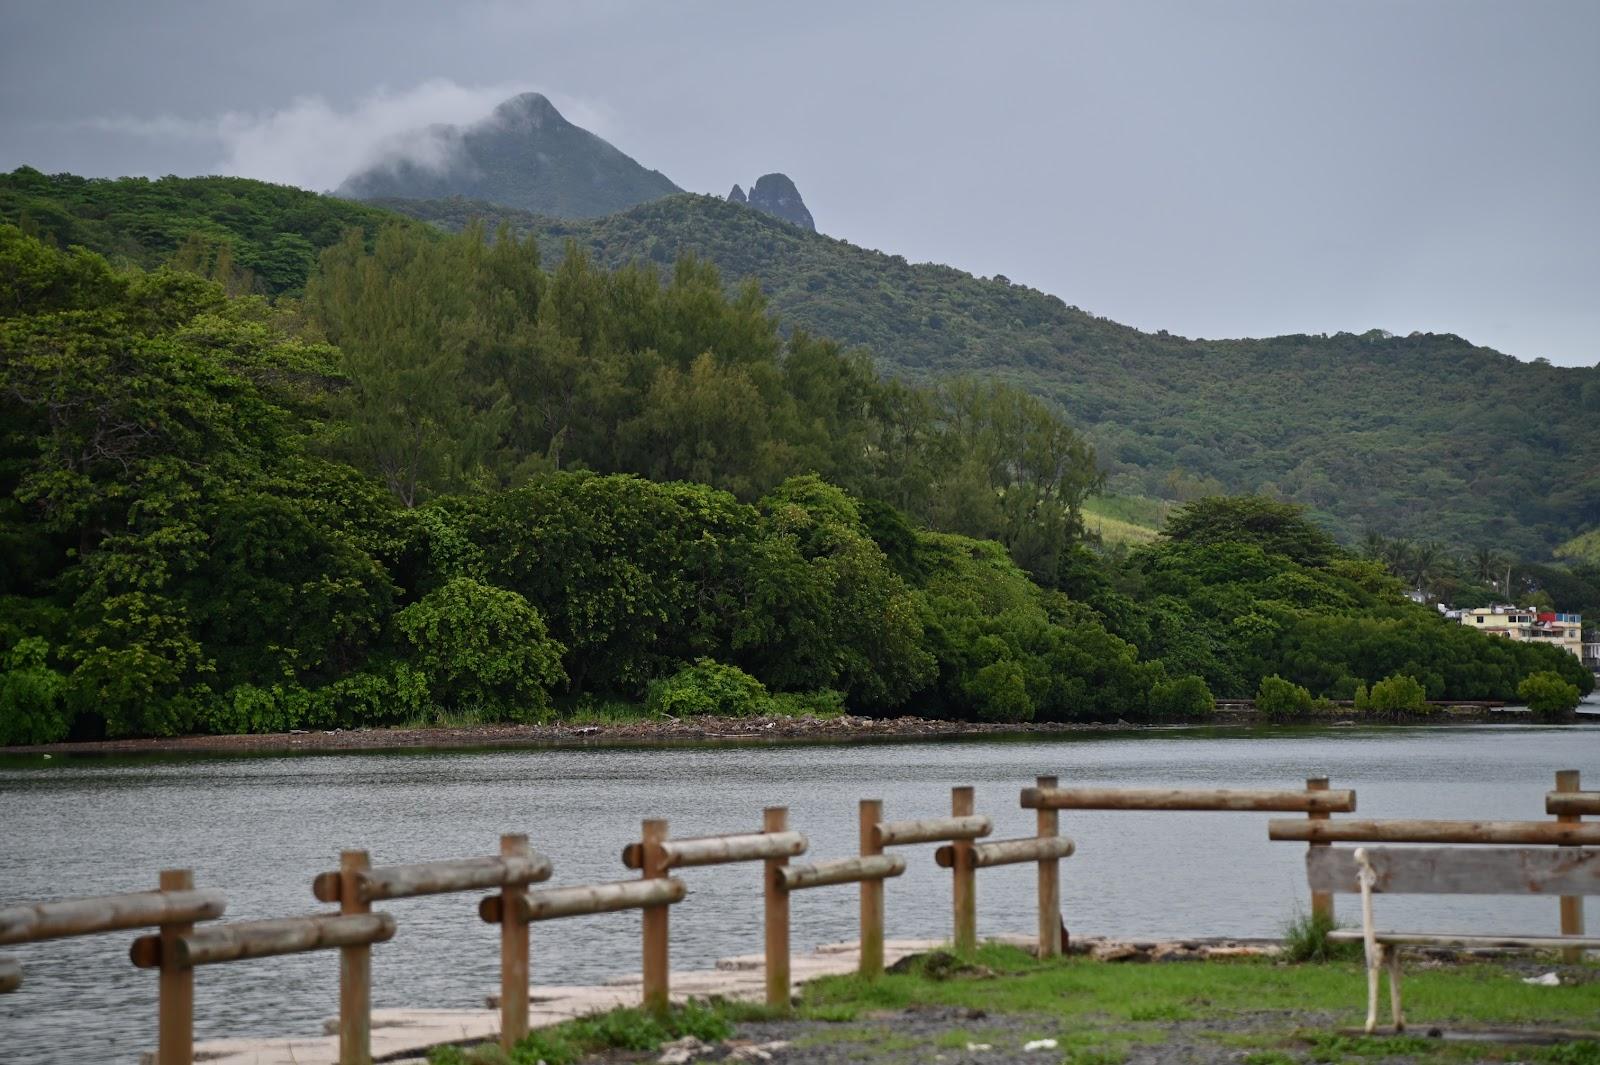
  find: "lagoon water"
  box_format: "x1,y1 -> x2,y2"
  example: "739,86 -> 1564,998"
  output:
1,722 -> 1596,1062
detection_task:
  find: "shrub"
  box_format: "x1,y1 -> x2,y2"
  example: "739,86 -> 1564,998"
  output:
1281,910 -> 1361,963
1519,670 -> 1581,721
1147,675 -> 1215,719
0,637 -> 71,745
1256,674 -> 1313,720
1351,683 -> 1370,713
769,688 -> 848,717
645,659 -> 772,717
396,578 -> 567,721
1367,673 -> 1428,717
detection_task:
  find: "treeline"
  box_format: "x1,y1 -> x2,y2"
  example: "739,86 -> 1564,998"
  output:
0,224 -> 1587,744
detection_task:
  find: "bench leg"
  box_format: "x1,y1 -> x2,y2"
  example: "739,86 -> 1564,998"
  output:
1386,946 -> 1405,1033
1364,943 -> 1381,1035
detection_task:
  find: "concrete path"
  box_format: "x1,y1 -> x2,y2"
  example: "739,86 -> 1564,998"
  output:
166,938 -> 965,1065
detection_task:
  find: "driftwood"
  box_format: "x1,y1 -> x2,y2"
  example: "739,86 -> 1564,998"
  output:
313,853 -> 553,903
481,877 -> 688,923
0,956 -> 19,993
1271,818 -> 1600,845
0,888 -> 226,945
1023,786 -> 1356,813
935,835 -> 1077,869
875,815 -> 992,846
131,912 -> 395,968
779,854 -> 906,892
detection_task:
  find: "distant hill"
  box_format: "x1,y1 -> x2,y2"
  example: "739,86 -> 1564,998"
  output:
0,167 -> 414,294
335,92 -> 681,219
376,192 -> 1600,555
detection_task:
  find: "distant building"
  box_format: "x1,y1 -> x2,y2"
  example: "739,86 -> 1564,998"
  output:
1458,605 -> 1582,659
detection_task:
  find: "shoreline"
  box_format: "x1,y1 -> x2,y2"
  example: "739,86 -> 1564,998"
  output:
0,705 -> 1558,760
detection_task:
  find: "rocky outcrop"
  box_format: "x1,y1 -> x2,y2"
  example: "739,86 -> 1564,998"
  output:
730,172 -> 814,231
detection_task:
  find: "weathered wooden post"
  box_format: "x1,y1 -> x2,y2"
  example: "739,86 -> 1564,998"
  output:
1307,777 -> 1332,921
157,869 -> 195,1065
339,850 -> 373,1065
763,807 -> 791,1011
499,834 -> 531,1050
859,799 -> 885,978
951,787 -> 978,954
1035,775 -> 1062,957
640,819 -> 670,1016
1555,769 -> 1584,962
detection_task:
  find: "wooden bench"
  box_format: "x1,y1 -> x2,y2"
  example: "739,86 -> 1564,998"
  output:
1308,844 -> 1600,1033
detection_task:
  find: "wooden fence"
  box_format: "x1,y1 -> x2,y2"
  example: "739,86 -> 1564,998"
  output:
3,769 -> 1591,1062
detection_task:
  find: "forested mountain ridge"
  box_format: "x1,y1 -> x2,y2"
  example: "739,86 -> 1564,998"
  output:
6,167 -> 1596,556
381,192 -> 1600,556
0,167 -> 418,294
335,92 -> 681,219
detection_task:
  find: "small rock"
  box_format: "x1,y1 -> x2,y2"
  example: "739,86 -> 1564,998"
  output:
1024,1038 -> 1059,1051
966,1043 -> 993,1053
1523,971 -> 1561,986
658,1035 -> 714,1064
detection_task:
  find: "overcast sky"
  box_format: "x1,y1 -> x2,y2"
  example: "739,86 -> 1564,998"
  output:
2,1 -> 1596,365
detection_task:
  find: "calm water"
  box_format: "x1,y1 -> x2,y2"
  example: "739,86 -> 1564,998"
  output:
1,723 -> 1596,1062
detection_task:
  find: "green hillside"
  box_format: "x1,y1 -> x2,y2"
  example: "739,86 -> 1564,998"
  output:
336,93 -> 681,219
0,167 -> 415,294
378,192 -> 1600,555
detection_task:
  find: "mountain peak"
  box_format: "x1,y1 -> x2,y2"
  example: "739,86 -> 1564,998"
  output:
336,93 -> 680,219
490,92 -> 564,128
734,172 -> 814,231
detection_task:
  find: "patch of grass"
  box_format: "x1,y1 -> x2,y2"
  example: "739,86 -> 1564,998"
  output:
1305,1032 -> 1435,1061
1242,1053 -> 1298,1065
425,1001 -> 732,1065
1282,911 -> 1363,964
1125,1001 -> 1195,1022
1060,1049 -> 1128,1065
1540,1043 -> 1600,1065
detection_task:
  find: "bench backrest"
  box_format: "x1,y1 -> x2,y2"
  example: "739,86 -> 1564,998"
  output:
1308,846 -> 1600,896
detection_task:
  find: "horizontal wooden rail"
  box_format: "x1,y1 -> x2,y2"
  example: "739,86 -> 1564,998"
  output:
1269,819 -> 1600,846
0,889 -> 226,946
1547,792 -> 1600,817
132,913 -> 395,969
1022,786 -> 1356,813
481,877 -> 688,923
779,854 -> 907,892
935,835 -> 1077,869
0,956 -> 19,993
313,853 -> 552,904
875,815 -> 992,847
622,831 -> 807,870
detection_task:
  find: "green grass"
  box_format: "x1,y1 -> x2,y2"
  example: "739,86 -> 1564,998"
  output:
1081,494 -> 1166,545
429,945 -> 1599,1065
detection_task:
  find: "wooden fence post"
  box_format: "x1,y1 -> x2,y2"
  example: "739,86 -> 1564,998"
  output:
1555,769 -> 1584,962
951,787 -> 977,954
339,850 -> 372,1065
1307,777 -> 1332,922
763,807 -> 791,1011
1035,775 -> 1062,958
640,819 -> 670,1016
156,869 -> 194,1065
499,834 -> 531,1051
859,800 -> 884,978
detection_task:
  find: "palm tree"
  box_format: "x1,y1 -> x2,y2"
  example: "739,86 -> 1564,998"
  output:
1410,540 -> 1444,597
